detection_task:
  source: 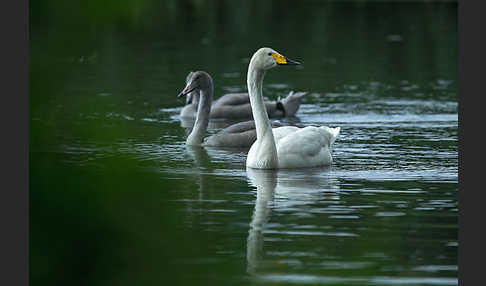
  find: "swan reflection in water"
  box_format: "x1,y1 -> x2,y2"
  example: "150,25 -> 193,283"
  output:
185,145 -> 340,274
184,145 -> 247,200
246,167 -> 340,275
185,145 -> 212,202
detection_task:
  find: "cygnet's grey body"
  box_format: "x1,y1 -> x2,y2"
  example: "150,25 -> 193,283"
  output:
177,71 -> 283,147
203,120 -> 283,147
180,71 -> 307,119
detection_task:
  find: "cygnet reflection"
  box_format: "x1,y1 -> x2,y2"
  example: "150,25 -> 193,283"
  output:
185,145 -> 212,201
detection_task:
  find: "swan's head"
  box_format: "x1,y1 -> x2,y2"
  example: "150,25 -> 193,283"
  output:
250,47 -> 301,71
177,71 -> 213,99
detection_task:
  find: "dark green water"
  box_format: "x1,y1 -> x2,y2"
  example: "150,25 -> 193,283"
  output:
30,1 -> 458,285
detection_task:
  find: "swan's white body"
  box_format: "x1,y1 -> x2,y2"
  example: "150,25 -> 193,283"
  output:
246,48 -> 340,169
247,125 -> 340,169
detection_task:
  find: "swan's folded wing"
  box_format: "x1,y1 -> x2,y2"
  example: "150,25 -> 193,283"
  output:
284,91 -> 308,101
280,91 -> 308,117
204,121 -> 284,147
214,93 -> 251,106
220,120 -> 257,134
204,130 -> 257,147
220,120 -> 284,134
275,126 -> 326,157
274,126 -> 337,168
272,126 -> 300,142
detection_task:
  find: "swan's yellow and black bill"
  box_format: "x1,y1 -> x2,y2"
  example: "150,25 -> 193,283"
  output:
272,53 -> 301,65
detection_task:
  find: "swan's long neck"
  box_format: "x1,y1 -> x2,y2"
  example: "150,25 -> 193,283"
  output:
247,61 -> 278,168
186,88 -> 212,146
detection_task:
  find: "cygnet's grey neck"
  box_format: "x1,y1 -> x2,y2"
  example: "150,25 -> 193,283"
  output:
186,88 -> 212,146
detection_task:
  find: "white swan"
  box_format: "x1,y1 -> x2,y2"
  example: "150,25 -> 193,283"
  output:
180,71 -> 308,119
246,47 -> 340,169
177,71 -> 283,147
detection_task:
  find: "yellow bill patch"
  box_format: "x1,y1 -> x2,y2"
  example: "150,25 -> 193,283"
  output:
271,53 -> 288,65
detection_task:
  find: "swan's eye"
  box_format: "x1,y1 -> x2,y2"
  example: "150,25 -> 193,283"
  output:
268,52 -> 272,56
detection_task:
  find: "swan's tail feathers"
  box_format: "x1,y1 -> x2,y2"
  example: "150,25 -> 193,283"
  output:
329,127 -> 341,145
319,126 -> 340,145
286,91 -> 308,100
280,91 -> 309,116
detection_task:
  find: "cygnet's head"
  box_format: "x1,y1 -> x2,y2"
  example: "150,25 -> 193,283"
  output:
250,47 -> 301,71
178,71 -> 213,99
183,71 -> 198,105
185,71 -> 195,84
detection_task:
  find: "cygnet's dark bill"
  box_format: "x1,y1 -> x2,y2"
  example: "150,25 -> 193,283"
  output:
177,86 -> 196,98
